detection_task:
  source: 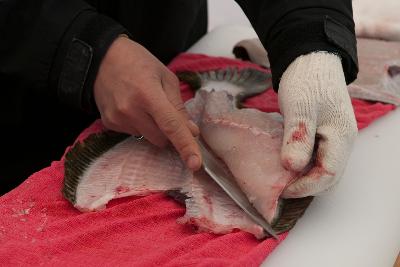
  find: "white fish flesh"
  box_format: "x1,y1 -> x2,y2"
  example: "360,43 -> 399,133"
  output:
186,90 -> 297,222
63,68 -> 309,239
348,38 -> 400,106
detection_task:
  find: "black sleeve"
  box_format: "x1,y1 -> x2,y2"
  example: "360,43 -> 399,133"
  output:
0,0 -> 129,114
234,0 -> 358,91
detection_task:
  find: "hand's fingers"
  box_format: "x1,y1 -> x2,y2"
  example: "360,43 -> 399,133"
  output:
282,125 -> 354,198
280,112 -> 317,172
279,82 -> 318,172
147,94 -> 202,171
162,72 -> 200,137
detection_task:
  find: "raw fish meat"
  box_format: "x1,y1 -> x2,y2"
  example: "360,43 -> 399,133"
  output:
186,90 -> 297,222
348,38 -> 400,106
176,169 -> 266,239
64,131 -> 266,238
63,68 -> 311,239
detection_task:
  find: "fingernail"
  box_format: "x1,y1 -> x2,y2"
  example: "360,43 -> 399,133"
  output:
186,154 -> 200,170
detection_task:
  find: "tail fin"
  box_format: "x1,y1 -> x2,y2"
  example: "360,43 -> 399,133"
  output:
177,67 -> 272,107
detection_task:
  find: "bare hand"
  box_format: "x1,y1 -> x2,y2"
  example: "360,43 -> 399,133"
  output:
94,36 -> 201,170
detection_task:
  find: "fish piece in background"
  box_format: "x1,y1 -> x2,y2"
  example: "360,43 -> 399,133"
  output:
348,38 -> 400,106
233,38 -> 270,68
232,38 -> 400,106
352,0 -> 400,41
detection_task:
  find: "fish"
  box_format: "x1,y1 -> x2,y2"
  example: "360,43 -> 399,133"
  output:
348,38 -> 400,106
185,89 -> 297,223
232,38 -> 400,106
62,67 -> 313,239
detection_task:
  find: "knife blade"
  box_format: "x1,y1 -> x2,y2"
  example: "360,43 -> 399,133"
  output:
196,137 -> 278,239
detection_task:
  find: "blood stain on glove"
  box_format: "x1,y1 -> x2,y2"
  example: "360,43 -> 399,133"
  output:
289,122 -> 308,143
307,161 -> 335,181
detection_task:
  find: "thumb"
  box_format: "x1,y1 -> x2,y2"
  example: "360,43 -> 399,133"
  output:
278,60 -> 318,172
281,113 -> 317,172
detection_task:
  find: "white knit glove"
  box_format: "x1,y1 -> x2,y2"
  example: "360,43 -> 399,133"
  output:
279,52 -> 358,198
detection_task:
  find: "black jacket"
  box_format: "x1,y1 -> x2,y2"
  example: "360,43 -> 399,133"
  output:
0,0 -> 358,192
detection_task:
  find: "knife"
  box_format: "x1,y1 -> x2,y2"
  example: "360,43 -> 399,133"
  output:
196,137 -> 278,239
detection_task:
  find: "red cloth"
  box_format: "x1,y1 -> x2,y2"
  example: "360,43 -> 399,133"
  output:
0,53 -> 396,266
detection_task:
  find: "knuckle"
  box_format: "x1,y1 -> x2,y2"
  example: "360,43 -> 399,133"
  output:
114,93 -> 135,115
101,114 -> 118,130
115,101 -> 131,115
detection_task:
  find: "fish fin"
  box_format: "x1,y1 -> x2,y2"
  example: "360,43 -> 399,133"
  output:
177,67 -> 272,107
269,196 -> 314,236
165,189 -> 189,205
176,71 -> 202,91
62,131 -> 129,205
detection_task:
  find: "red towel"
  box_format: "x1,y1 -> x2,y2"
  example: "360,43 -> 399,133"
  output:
0,53 -> 395,266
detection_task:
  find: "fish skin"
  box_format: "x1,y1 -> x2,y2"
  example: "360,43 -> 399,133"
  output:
71,135 -> 266,238
348,38 -> 400,106
74,137 -> 191,212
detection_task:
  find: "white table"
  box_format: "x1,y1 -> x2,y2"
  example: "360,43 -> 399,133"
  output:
188,25 -> 400,267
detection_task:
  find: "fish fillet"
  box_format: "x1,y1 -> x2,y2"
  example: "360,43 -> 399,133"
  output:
187,90 -> 296,223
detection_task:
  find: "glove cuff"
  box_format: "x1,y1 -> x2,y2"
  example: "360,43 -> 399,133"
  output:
280,51 -> 345,89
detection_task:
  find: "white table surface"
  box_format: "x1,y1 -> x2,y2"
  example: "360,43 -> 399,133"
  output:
188,25 -> 400,267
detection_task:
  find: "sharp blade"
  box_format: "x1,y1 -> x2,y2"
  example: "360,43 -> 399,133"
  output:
197,138 -> 278,239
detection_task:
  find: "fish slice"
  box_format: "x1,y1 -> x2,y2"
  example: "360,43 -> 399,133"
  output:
196,137 -> 278,239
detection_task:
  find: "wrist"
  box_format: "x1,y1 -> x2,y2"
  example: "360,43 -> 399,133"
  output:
282,52 -> 344,85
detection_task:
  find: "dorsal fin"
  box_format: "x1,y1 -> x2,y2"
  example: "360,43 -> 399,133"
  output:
62,131 -> 129,205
